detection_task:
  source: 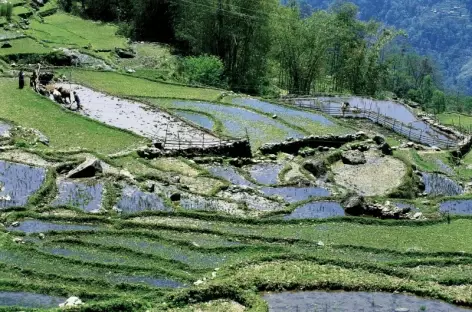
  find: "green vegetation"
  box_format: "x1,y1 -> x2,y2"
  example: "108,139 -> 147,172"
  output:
66,70 -> 223,102
26,12 -> 126,50
0,38 -> 49,56
0,79 -> 144,153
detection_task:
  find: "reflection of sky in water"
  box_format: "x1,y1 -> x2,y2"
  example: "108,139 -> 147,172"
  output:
52,181 -> 103,212
232,98 -> 334,125
0,161 -> 46,208
261,186 -> 330,203
173,101 -> 304,141
173,110 -> 214,131
264,291 -> 472,312
421,172 -> 462,196
300,97 -> 455,145
207,165 -> 254,186
249,163 -> 284,185
0,291 -> 66,309
285,201 -> 344,219
116,185 -> 171,214
7,220 -> 99,233
440,200 -> 472,215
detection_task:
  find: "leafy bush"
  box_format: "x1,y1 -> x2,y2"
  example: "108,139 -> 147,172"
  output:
181,55 -> 226,88
0,3 -> 13,21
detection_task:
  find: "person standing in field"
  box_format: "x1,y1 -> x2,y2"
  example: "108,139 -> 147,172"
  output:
18,71 -> 25,89
73,91 -> 81,110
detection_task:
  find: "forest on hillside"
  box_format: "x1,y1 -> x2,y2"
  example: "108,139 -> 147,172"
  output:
57,0 -> 472,113
299,0 -> 472,94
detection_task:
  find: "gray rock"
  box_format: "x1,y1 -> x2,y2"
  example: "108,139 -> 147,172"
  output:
341,150 -> 366,165
170,193 -> 181,201
67,158 -> 103,178
373,135 -> 385,145
1,42 -> 12,49
342,195 -> 365,215
302,159 -> 327,177
115,47 -> 136,58
380,142 -> 393,155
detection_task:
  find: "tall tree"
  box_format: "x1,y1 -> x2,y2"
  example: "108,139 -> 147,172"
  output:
175,0 -> 277,93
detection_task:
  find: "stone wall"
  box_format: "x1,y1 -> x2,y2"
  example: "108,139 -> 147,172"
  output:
451,136 -> 472,158
259,133 -> 367,155
138,139 -> 252,159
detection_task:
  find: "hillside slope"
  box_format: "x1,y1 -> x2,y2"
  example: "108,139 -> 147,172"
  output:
302,0 -> 472,93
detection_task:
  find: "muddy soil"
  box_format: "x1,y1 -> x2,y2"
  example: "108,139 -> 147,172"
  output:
54,84 -> 218,145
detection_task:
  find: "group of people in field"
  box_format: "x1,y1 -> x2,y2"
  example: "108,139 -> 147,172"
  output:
18,66 -> 81,111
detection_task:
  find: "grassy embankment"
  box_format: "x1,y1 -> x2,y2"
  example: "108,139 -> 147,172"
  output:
0,78 -> 144,153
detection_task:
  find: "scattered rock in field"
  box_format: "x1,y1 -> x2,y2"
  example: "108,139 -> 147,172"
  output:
13,237 -> 24,244
170,176 -> 181,184
126,69 -> 136,73
11,221 -> 20,227
1,42 -> 12,49
431,145 -> 441,151
341,150 -> 366,165
317,241 -> 325,247
59,296 -> 83,308
380,142 -> 393,155
302,159 -> 326,177
194,280 -> 204,286
115,47 -> 136,58
66,158 -> 103,178
373,135 -> 385,145
170,193 -> 181,201
39,233 -> 45,239
272,114 -> 277,119
342,194 -> 365,215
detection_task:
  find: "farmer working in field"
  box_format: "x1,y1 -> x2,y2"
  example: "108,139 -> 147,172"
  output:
18,71 -> 24,89
72,91 -> 81,110
341,101 -> 350,117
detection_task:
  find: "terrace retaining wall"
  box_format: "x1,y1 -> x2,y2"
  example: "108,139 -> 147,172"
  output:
259,133 -> 367,155
138,139 -> 252,159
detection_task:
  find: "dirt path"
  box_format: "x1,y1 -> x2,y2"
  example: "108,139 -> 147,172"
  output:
54,84 -> 218,145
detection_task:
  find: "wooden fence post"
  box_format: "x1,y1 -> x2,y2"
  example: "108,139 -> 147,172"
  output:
164,124 -> 169,146
178,132 -> 181,150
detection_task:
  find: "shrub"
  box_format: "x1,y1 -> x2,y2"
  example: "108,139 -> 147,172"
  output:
181,55 -> 226,88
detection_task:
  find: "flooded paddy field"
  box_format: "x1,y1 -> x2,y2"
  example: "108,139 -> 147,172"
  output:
440,199 -> 472,215
6,220 -> 100,233
54,84 -> 218,144
0,291 -> 65,309
52,180 -> 103,212
0,160 -> 46,208
261,186 -> 331,203
421,172 -> 463,196
248,163 -> 284,185
115,185 -> 172,214
264,291 -> 472,312
284,201 -> 345,219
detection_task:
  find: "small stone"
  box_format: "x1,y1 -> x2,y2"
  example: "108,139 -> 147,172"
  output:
194,279 -> 204,286
59,296 -> 83,308
394,308 -> 409,312
38,233 -> 45,240
13,237 -> 24,244
272,114 -> 277,119
317,241 -> 325,247
11,221 -> 20,227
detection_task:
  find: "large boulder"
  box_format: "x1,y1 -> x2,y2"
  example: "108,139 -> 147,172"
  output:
341,150 -> 366,165
302,159 -> 327,177
115,47 -> 136,59
66,158 -> 102,178
373,135 -> 386,145
38,72 -> 54,85
380,142 -> 393,155
342,194 -> 365,215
